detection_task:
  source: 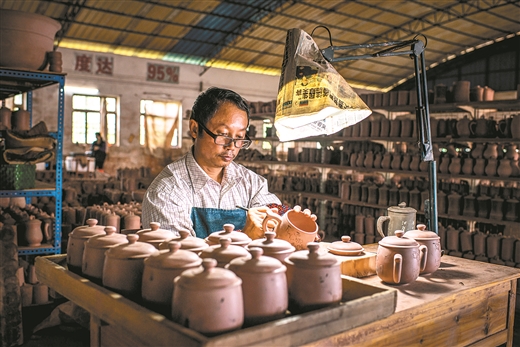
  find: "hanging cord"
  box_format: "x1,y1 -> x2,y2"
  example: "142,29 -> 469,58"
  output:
310,25 -> 334,47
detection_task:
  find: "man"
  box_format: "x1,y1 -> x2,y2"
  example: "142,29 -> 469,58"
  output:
142,87 -> 314,238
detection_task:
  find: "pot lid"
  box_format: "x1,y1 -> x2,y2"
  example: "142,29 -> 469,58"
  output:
85,226 -> 128,249
403,224 -> 440,240
176,258 -> 242,289
159,229 -> 209,252
136,222 -> 174,243
379,230 -> 419,248
286,242 -> 339,267
207,224 -> 252,245
227,247 -> 286,273
200,238 -> 251,264
327,236 -> 364,256
144,242 -> 202,269
70,219 -> 106,238
105,234 -> 159,259
387,202 -> 416,214
247,231 -> 295,254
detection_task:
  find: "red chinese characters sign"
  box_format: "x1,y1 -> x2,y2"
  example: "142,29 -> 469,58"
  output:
74,54 -> 114,75
146,63 -> 179,84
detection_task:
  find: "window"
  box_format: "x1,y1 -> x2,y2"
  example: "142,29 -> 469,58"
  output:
71,95 -> 118,145
139,100 -> 182,152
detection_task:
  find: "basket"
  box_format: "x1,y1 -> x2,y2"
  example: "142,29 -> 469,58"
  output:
0,164 -> 36,190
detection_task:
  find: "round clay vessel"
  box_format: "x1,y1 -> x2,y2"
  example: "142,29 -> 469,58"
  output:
102,234 -> 160,300
327,235 -> 364,256
172,258 -> 244,335
247,231 -> 295,262
136,222 -> 174,249
0,9 -> 61,70
67,219 -> 106,275
284,242 -> 342,314
142,242 -> 202,313
82,226 -> 127,283
158,229 -> 209,254
24,215 -> 43,247
403,224 -> 441,274
376,230 -> 427,284
200,237 -> 251,268
227,248 -> 288,326
376,202 -> 417,238
206,223 -> 252,247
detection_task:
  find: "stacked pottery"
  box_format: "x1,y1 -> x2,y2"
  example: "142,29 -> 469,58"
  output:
227,247 -> 288,326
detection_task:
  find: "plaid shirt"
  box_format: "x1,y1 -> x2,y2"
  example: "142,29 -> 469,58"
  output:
142,148 -> 281,236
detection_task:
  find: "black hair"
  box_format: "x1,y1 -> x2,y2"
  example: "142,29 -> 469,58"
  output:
190,87 -> 250,135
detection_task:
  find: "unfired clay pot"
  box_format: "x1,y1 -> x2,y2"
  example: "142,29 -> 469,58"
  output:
247,231 -> 295,262
67,219 -> 106,274
24,215 -> 43,247
376,230 -> 427,285
141,242 -> 202,314
200,237 -> 251,268
158,229 -> 209,254
82,226 -> 127,283
284,243 -> 342,314
377,202 -> 417,238
206,224 -> 252,247
172,258 -> 244,335
227,247 -> 288,326
102,234 -> 160,300
136,222 -> 174,248
327,235 -> 364,256
403,224 -> 441,274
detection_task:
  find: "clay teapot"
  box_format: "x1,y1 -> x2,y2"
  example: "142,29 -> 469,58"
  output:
172,258 -> 244,335
24,215 -> 43,247
327,235 -> 364,256
404,224 -> 441,274
158,229 -> 209,254
141,241 -> 202,314
469,116 -> 491,138
206,223 -> 252,247
66,219 -> 106,275
376,230 -> 427,285
102,234 -> 160,300
82,226 -> 127,283
455,116 -> 471,138
284,243 -> 342,313
247,231 -> 295,262
136,222 -> 174,249
200,237 -> 251,268
227,247 -> 288,326
377,202 -> 417,237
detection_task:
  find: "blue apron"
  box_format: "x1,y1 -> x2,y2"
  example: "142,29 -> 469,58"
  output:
190,207 -> 246,238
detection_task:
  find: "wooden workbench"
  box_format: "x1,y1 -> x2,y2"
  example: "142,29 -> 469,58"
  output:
35,249 -> 520,347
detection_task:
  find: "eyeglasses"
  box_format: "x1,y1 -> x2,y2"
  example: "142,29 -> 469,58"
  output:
197,121 -> 252,149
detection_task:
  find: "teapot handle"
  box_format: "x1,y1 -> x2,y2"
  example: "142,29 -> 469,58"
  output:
262,208 -> 283,235
469,120 -> 476,135
393,253 -> 402,284
377,216 -> 390,238
419,245 -> 428,272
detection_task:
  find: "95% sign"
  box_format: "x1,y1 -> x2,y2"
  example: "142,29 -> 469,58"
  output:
147,63 -> 180,84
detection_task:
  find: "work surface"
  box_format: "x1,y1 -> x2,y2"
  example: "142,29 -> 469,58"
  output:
35,248 -> 520,347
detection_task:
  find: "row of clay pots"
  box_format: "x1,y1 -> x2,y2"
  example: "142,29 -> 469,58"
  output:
0,205 -> 55,247
438,156 -> 520,178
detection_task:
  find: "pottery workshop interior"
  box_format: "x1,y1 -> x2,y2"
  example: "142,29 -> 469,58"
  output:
1,1 -> 520,346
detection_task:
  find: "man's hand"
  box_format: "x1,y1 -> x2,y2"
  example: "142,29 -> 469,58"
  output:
242,206 -> 279,240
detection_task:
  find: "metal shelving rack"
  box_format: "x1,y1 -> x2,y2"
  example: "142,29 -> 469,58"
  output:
0,68 -> 65,255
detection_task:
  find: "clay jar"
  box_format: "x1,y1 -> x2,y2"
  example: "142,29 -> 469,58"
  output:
200,238 -> 251,268
377,202 -> 417,237
141,242 -> 202,314
136,222 -> 174,249
262,206 -> 318,251
327,235 -> 364,256
24,215 -> 43,247
172,258 -> 244,335
404,224 -> 441,274
511,114 -> 520,139
376,230 -> 427,285
227,248 -> 288,326
284,243 -> 342,314
456,115 -> 471,137
247,231 -> 295,262
122,211 -> 141,231
67,218 -> 106,275
206,223 -> 252,247
103,234 -> 160,300
82,226 -> 127,283
11,109 -> 30,131
158,229 -> 209,254
0,105 -> 12,129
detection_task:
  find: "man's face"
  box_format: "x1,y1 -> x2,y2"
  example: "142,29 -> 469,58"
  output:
191,101 -> 248,171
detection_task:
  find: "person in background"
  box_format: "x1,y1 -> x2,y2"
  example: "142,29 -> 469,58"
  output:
142,87 -> 316,238
91,132 -> 107,171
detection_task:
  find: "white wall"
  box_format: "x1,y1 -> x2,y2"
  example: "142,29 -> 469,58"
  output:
30,47 -> 280,173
